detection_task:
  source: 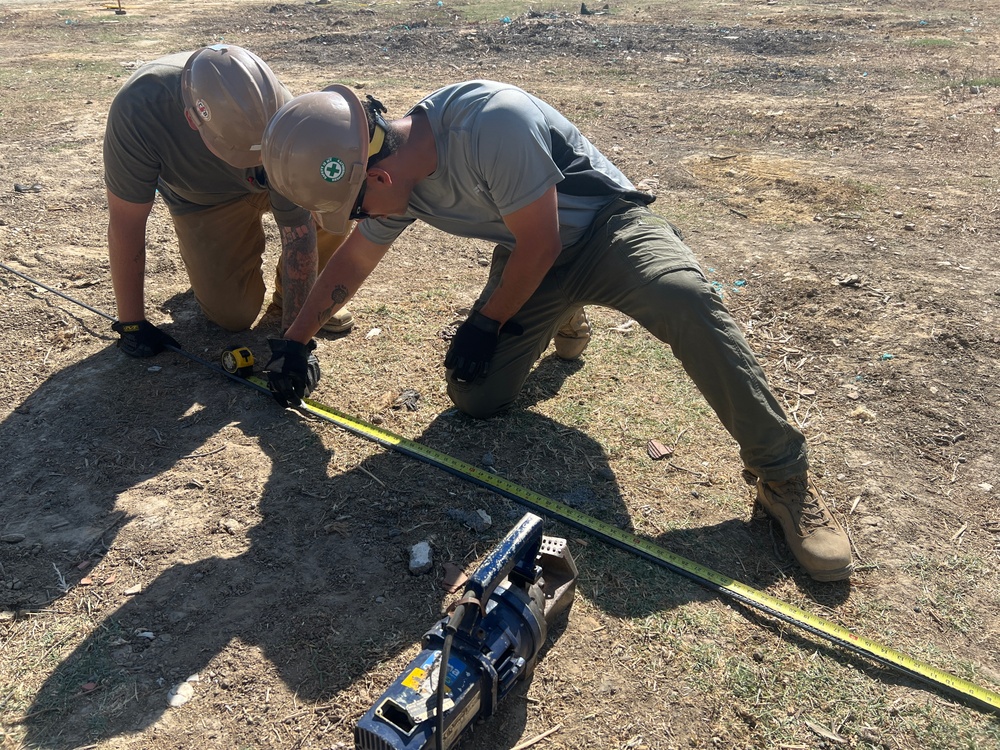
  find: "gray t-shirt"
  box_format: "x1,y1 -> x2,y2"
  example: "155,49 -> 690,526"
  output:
103,51 -> 308,226
359,80 -> 644,249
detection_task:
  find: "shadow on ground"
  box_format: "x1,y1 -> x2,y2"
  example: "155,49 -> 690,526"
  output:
8,310 -> 851,748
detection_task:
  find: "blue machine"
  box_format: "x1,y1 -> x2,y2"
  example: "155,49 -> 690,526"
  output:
355,513 -> 578,750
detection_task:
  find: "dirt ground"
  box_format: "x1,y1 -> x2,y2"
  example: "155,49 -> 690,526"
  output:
1,1 -> 999,749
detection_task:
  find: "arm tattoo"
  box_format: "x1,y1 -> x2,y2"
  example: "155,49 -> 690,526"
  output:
278,222 -> 317,329
318,285 -> 349,324
316,284 -> 347,323
280,224 -> 310,243
330,285 -> 349,305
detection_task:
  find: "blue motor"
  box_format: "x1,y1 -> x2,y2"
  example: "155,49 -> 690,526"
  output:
355,513 -> 578,750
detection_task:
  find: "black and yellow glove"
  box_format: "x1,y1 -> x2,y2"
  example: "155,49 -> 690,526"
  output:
264,338 -> 321,407
111,320 -> 180,358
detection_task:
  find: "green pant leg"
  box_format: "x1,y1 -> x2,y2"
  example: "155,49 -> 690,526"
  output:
563,204 -> 808,481
171,193 -> 269,331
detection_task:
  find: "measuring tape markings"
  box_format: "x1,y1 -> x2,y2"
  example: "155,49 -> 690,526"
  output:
235,377 -> 1000,713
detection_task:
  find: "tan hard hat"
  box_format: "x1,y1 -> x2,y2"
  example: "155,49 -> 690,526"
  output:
181,45 -> 291,169
261,85 -> 370,234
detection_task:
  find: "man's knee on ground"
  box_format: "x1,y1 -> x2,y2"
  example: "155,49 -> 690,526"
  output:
199,299 -> 260,332
447,380 -> 510,420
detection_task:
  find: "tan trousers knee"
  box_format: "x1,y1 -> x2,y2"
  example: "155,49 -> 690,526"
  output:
171,194 -> 270,331
171,194 -> 347,331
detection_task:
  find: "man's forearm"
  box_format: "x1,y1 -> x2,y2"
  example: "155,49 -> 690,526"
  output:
479,243 -> 560,325
484,185 -> 562,325
107,194 -> 154,322
284,232 -> 391,343
278,222 -> 318,331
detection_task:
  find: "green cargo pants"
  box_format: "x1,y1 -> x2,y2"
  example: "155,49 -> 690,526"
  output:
446,196 -> 808,482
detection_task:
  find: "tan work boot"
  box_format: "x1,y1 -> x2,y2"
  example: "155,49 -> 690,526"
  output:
267,300 -> 355,334
554,307 -> 592,360
319,308 -> 355,334
756,474 -> 853,582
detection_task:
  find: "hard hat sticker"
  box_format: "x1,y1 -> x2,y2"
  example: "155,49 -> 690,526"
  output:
195,99 -> 211,121
321,156 -> 346,182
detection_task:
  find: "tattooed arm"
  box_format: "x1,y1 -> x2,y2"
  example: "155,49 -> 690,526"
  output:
283,229 -> 392,344
277,219 -> 318,332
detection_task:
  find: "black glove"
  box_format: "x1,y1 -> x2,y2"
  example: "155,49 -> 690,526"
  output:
444,311 -> 502,382
264,337 -> 320,407
111,320 -> 180,358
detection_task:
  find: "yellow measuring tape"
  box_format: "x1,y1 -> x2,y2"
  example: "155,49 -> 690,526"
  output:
238,376 -> 1000,714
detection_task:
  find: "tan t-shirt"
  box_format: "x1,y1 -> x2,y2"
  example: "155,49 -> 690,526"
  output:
103,51 -> 308,226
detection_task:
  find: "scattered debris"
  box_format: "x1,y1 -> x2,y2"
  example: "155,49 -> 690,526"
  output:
646,439 -> 673,461
167,679 -> 195,707
804,718 -> 847,744
392,389 -> 420,411
446,508 -> 492,532
836,274 -> 862,287
850,406 -> 877,423
611,319 -> 637,333
409,541 -> 433,575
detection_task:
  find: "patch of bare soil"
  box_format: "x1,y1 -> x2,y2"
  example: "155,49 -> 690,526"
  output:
1,2 -> 998,749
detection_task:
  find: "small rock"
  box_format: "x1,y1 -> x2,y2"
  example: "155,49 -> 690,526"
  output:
409,541 -> 433,575
167,680 -> 195,707
447,508 -> 492,533
1,534 -> 26,544
218,518 -> 242,534
481,452 -> 495,468
893,210 -> 904,219
850,406 -> 877,423
473,509 -> 492,530
904,223 -> 916,231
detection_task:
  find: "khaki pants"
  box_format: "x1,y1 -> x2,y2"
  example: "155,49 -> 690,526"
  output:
446,197 -> 808,482
171,193 -> 346,331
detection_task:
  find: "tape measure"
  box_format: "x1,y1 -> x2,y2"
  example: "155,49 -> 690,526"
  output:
220,372 -> 1000,715
220,346 -> 255,377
